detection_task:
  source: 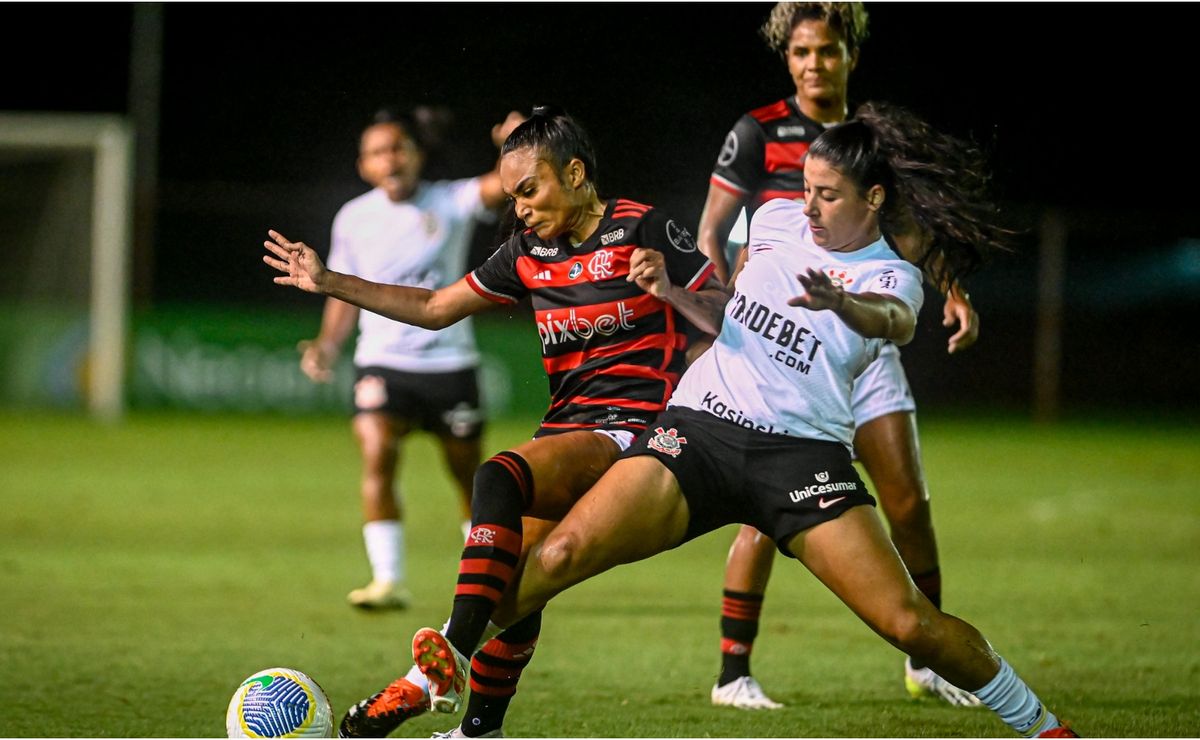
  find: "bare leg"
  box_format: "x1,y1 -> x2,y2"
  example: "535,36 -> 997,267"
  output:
784,506 -> 995,691
854,411 -> 939,585
438,432 -> 483,524
353,412 -> 407,521
724,527 -> 776,593
713,526 -> 777,696
439,431 -> 622,656
785,506 -> 1066,735
348,412 -> 411,606
495,455 -> 691,625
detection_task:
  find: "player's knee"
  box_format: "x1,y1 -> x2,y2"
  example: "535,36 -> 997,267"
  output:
879,482 -> 931,528
536,529 -> 586,583
877,598 -> 938,656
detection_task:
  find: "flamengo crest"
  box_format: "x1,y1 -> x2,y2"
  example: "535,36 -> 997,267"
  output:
648,426 -> 687,457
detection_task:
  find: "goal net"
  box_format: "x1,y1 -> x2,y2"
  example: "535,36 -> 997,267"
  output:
0,112 -> 133,421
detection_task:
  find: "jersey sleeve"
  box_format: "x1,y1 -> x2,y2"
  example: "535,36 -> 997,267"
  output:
709,114 -> 766,197
464,235 -> 526,304
863,262 -> 926,317
639,208 -> 716,292
326,206 -> 355,274
441,177 -> 488,221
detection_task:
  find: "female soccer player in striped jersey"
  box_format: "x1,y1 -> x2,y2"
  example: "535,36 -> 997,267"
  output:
698,2 -> 982,709
449,103 -> 1078,738
265,106 -> 726,738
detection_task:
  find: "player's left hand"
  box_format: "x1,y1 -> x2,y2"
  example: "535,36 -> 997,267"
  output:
942,290 -> 979,354
628,248 -> 672,299
789,268 -> 844,311
263,230 -> 328,294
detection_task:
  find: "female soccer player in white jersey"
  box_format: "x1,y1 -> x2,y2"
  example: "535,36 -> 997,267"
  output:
435,103 -> 1078,738
697,2 -> 982,708
266,106 -> 725,738
298,108 -> 522,611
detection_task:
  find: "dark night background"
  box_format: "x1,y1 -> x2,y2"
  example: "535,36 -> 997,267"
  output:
3,3 -> 1198,414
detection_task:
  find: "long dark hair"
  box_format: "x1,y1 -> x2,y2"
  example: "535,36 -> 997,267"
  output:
809,102 -> 1008,289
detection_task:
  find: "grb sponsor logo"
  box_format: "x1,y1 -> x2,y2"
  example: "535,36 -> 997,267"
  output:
530,245 -> 559,257
600,228 -> 625,246
647,426 -> 687,457
469,526 -> 496,545
776,125 -> 807,138
568,262 -> 583,279
588,250 -> 615,279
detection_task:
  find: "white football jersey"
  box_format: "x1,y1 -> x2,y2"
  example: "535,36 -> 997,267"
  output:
669,198 -> 924,448
328,179 -> 486,372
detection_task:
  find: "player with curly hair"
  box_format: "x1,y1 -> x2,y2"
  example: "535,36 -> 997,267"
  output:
698,2 -> 984,709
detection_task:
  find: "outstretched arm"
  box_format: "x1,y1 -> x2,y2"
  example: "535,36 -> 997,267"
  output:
696,185 -> 747,285
263,229 -> 493,329
890,226 -> 980,354
942,283 -> 979,354
627,248 -> 729,336
789,267 -> 916,346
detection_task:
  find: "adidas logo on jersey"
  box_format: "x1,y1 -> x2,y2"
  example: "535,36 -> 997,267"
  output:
532,270 -> 552,281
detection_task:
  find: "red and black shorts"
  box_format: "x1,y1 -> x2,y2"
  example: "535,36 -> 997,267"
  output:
621,406 -> 875,556
352,366 -> 484,440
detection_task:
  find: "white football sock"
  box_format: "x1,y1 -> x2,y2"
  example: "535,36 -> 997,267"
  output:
480,621 -> 504,645
973,657 -> 1060,737
362,519 -> 404,585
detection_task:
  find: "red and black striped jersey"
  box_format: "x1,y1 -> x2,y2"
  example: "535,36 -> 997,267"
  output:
466,198 -> 715,434
709,97 -> 830,211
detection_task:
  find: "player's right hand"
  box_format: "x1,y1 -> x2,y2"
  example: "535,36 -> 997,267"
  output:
264,229 -> 328,294
297,339 -> 338,383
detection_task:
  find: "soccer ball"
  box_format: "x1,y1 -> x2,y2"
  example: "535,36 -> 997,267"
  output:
225,667 -> 334,738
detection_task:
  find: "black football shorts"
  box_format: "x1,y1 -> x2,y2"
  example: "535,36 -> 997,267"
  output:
621,405 -> 875,556
352,366 -> 484,440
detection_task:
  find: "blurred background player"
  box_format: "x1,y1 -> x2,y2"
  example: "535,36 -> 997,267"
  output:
299,107 -> 523,609
696,2 -> 982,708
266,106 -> 723,738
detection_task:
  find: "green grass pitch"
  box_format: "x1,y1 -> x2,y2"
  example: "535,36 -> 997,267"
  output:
1,410 -> 1197,737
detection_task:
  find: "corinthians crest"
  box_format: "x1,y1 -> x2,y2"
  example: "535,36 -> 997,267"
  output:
648,426 -> 687,457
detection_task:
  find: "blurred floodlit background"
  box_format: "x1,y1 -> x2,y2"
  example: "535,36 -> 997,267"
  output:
1,3 -> 1198,423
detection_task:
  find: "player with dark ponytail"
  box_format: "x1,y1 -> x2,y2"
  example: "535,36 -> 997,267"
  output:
700,2 -> 995,711
814,101 -> 1006,292
265,105 -> 726,738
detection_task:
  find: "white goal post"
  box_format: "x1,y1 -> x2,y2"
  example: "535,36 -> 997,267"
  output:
0,112 -> 134,422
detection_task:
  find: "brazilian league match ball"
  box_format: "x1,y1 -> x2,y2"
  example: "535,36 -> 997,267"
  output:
225,667 -> 334,738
